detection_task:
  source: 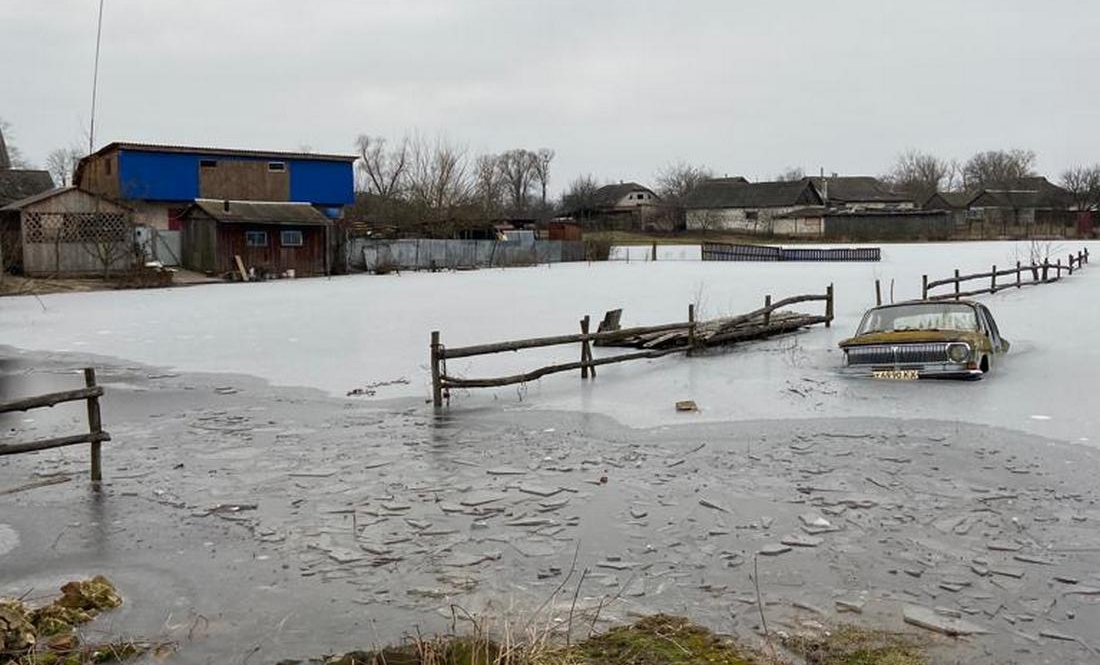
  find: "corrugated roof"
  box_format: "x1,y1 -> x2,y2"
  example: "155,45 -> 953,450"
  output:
684,179 -> 822,209
187,199 -> 332,226
0,170 -> 56,207
88,141 -> 357,163
1,186 -> 133,212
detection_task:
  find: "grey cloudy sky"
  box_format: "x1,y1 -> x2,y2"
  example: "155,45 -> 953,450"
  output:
2,0 -> 1097,191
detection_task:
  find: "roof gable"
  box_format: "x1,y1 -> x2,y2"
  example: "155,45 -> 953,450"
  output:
808,176 -> 911,203
591,182 -> 658,207
0,170 -> 56,207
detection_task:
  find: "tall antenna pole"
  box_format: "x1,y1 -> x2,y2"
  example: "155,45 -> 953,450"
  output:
89,0 -> 105,154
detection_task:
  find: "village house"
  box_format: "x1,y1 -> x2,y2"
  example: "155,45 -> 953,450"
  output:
0,128 -> 55,272
684,178 -> 822,233
72,142 -> 356,270
964,177 -> 1074,234
568,181 -> 661,230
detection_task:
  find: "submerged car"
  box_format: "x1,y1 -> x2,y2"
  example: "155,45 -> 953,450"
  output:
839,300 -> 1009,380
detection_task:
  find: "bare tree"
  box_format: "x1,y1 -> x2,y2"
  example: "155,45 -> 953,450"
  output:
0,117 -> 30,168
497,149 -> 538,213
473,153 -> 506,218
885,150 -> 954,202
560,174 -> 601,214
1060,165 -> 1100,210
962,149 -> 1036,191
405,135 -> 474,233
531,148 -> 555,208
45,146 -> 84,187
774,166 -> 805,182
654,161 -> 715,205
355,134 -> 409,201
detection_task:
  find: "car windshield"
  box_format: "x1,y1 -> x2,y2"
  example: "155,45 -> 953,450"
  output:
857,303 -> 978,335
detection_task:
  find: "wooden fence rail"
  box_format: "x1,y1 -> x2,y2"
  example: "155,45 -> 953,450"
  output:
0,368 -> 110,481
921,248 -> 1089,301
430,285 -> 834,407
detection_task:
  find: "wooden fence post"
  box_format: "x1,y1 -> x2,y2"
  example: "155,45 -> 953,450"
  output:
921,274 -> 929,300
430,331 -> 443,408
1068,253 -> 1074,275
687,304 -> 696,356
1042,261 -> 1049,281
825,284 -> 834,327
1056,258 -> 1062,278
991,265 -> 997,292
954,269 -> 960,300
651,241 -> 658,262
874,279 -> 882,306
84,368 -> 103,483
580,315 -> 592,379
763,295 -> 772,326
1016,261 -> 1021,288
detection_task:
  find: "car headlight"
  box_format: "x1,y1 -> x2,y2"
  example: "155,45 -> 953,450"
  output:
946,343 -> 971,363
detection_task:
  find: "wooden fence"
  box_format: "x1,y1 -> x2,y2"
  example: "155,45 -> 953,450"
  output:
921,248 -> 1090,301
702,242 -> 881,262
0,368 -> 109,481
429,286 -> 834,407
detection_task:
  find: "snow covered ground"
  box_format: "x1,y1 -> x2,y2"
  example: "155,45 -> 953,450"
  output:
2,240 -> 1097,443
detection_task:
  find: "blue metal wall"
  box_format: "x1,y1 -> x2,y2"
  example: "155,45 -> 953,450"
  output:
117,150 -> 353,206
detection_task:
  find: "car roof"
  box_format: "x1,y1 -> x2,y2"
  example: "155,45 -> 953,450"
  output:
872,300 -> 980,310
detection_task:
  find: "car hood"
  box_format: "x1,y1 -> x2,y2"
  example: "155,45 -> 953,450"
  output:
839,329 -> 987,348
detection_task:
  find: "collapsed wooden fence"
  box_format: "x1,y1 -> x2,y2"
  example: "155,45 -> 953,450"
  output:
0,368 -> 109,481
429,285 -> 834,407
920,248 -> 1090,301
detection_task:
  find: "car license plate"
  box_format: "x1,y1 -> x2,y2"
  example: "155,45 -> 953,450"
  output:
872,370 -> 919,380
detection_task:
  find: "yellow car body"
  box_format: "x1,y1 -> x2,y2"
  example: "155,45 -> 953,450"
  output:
839,300 -> 1009,380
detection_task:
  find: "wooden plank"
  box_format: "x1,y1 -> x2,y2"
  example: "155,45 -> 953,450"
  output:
85,368 -> 103,482
234,254 -> 249,282
443,321 -> 692,359
442,345 -> 690,389
0,386 -> 104,414
0,431 -> 111,456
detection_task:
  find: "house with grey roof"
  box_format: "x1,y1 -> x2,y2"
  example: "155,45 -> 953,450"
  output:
683,178 -> 822,233
567,181 -> 662,230
808,175 -> 915,210
1,128 -> 57,272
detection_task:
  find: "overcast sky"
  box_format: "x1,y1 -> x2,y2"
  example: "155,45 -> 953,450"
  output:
2,0 -> 1097,192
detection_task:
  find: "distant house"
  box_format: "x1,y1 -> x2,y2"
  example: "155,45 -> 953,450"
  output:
1,186 -> 134,277
0,128 -> 56,271
179,199 -> 332,277
965,177 -> 1074,233
807,176 -> 915,210
922,191 -> 973,211
684,178 -> 822,233
569,182 -> 661,230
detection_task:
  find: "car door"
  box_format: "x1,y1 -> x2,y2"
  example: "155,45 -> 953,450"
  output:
978,305 -> 1008,353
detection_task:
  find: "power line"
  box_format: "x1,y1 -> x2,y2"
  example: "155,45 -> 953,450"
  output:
89,0 -> 105,155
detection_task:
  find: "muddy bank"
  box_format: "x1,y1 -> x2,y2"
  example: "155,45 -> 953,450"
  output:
2,349 -> 1099,664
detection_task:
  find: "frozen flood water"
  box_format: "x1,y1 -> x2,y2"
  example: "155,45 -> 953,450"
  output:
1,240 -> 1098,443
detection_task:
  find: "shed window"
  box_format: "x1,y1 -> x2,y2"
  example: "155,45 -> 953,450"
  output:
245,231 -> 268,247
268,161 -> 286,172
200,159 -> 217,168
280,230 -> 303,247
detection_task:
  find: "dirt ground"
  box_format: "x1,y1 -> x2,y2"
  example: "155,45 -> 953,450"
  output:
2,349 -> 1099,664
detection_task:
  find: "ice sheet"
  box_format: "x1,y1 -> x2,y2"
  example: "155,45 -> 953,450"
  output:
2,240 -> 1096,442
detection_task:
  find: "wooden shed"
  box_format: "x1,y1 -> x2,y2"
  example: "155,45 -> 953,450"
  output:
1,187 -> 134,277
180,199 -> 331,277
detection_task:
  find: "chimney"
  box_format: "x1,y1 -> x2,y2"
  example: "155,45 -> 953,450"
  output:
223,199 -> 230,213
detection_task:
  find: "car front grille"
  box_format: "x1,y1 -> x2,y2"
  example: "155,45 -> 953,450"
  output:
846,342 -> 949,366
